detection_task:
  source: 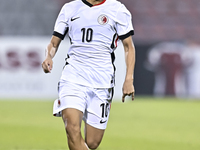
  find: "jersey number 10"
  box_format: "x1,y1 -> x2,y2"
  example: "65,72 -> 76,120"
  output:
81,28 -> 93,43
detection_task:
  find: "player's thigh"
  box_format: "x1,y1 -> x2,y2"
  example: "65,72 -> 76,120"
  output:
62,108 -> 83,134
85,123 -> 105,149
58,80 -> 87,129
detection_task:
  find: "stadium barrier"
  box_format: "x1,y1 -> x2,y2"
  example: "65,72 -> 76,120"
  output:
0,37 -> 125,100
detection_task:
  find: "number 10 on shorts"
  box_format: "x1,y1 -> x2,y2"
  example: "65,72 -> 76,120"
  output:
100,102 -> 110,118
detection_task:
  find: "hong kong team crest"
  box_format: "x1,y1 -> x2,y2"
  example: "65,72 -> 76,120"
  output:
98,14 -> 109,25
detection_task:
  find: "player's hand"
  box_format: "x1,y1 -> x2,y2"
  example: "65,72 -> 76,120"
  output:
122,79 -> 135,102
42,57 -> 53,73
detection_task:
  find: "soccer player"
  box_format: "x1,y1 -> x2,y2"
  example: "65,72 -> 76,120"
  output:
42,0 -> 135,149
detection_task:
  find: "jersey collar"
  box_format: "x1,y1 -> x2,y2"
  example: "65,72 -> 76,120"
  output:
82,0 -> 106,7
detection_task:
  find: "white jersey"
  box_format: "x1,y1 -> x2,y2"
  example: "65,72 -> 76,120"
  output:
53,0 -> 134,88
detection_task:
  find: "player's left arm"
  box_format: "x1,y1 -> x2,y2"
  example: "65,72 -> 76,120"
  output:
122,36 -> 135,102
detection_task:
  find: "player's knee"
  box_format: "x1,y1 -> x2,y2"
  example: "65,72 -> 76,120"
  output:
86,139 -> 101,150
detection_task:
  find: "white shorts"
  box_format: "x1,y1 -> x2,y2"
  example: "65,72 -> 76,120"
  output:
53,80 -> 114,130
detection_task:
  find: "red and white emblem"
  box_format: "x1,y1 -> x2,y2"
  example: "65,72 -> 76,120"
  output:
98,14 -> 109,25
58,99 -> 61,107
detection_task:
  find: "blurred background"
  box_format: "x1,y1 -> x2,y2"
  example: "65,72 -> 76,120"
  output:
0,0 -> 200,99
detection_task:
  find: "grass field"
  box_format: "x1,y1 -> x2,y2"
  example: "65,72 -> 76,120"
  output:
0,97 -> 200,150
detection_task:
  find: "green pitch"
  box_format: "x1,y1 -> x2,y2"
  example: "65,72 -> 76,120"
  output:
0,97 -> 200,150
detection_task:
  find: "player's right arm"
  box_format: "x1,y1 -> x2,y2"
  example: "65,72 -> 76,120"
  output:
42,35 -> 62,73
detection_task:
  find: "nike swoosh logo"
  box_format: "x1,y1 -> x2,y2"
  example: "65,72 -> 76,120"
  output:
100,120 -> 107,124
71,17 -> 80,21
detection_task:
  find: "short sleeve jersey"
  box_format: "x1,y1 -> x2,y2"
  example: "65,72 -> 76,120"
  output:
53,0 -> 134,88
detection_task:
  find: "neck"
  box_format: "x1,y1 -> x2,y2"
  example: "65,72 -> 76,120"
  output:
86,0 -> 104,5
